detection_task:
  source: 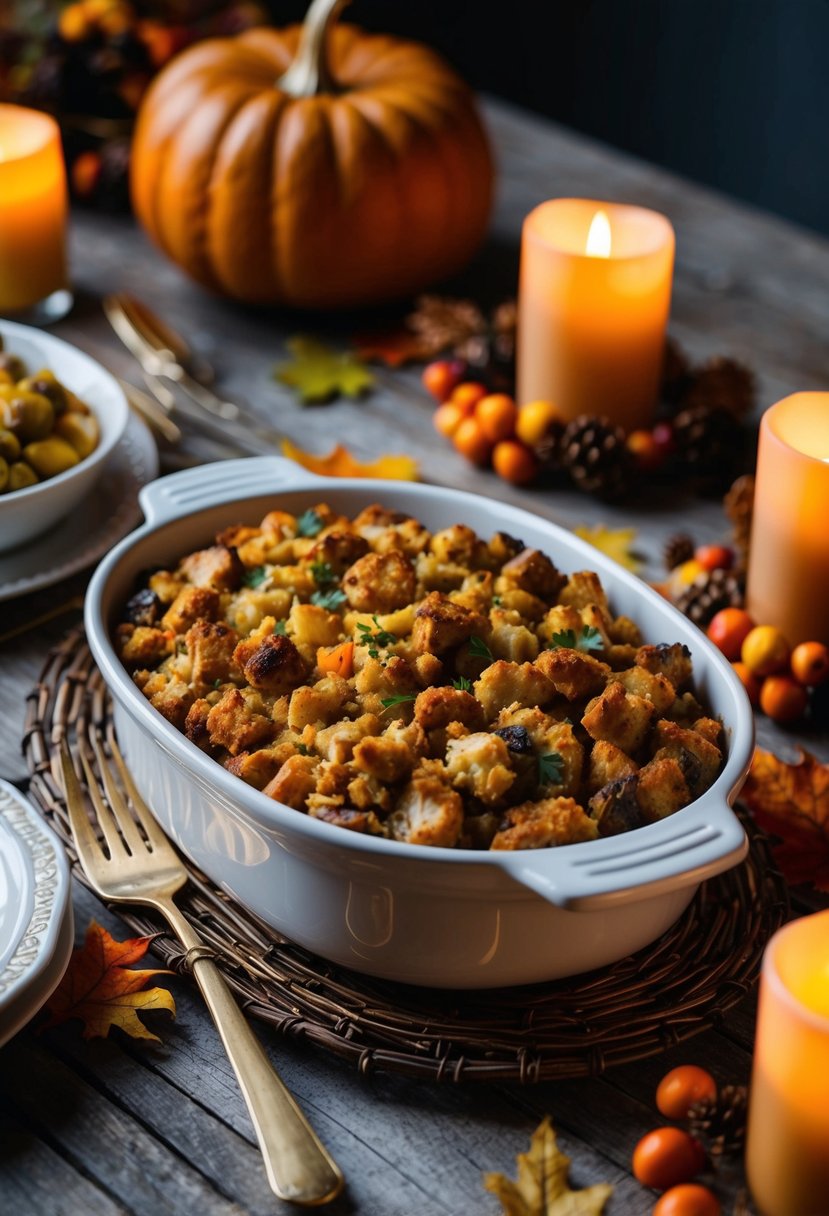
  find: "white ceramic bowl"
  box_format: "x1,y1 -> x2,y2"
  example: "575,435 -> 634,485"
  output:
0,320 -> 128,552
85,457 -> 754,989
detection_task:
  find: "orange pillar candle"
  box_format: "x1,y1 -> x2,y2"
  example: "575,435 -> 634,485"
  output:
0,105 -> 68,315
745,393 -> 829,647
517,198 -> 674,431
746,910 -> 829,1216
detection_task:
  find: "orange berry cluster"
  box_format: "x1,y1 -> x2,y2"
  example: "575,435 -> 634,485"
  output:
426,361 -> 558,486
632,1065 -> 722,1215
706,610 -> 829,723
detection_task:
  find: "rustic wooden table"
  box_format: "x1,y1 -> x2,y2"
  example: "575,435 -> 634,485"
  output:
1,98 -> 827,1216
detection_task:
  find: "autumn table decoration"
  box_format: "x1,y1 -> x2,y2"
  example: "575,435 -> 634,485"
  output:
130,0 -> 494,308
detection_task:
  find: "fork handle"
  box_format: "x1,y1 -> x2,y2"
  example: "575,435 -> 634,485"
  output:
159,899 -> 344,1206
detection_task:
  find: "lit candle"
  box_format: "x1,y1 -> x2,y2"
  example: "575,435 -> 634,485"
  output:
517,198 -> 674,431
746,910 -> 829,1215
0,105 -> 69,317
745,393 -> 829,646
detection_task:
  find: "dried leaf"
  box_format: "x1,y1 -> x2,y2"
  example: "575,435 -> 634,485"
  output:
352,328 -> 432,367
574,524 -> 642,573
281,438 -> 418,481
43,920 -> 175,1042
740,748 -> 829,892
275,337 -> 375,403
484,1117 -> 613,1216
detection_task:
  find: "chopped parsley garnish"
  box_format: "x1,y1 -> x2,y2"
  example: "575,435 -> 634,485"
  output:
273,619 -> 287,635
357,615 -> 397,660
242,565 -> 268,589
469,635 -> 493,661
311,587 -> 347,610
296,508 -> 324,537
452,676 -> 473,692
549,626 -> 604,653
380,694 -> 416,712
310,559 -> 337,589
492,594 -> 502,607
213,678 -> 222,689
538,752 -> 565,786
295,741 -> 309,756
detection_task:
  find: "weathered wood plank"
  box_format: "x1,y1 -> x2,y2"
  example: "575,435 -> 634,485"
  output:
0,1112 -> 128,1216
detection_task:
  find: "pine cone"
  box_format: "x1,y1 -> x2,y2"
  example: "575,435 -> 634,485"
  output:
406,294 -> 487,359
673,404 -> 745,494
662,336 -> 693,404
664,532 -> 695,570
455,300 -> 517,390
688,1084 -> 748,1158
560,415 -> 632,499
532,420 -> 566,476
674,568 -> 745,626
724,474 -> 755,570
684,356 -> 756,421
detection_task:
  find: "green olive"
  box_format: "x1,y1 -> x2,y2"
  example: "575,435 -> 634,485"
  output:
8,461 -> 39,491
0,456 -> 8,493
20,368 -> 69,414
0,428 -> 20,462
55,410 -> 99,458
22,436 -> 79,479
2,391 -> 55,443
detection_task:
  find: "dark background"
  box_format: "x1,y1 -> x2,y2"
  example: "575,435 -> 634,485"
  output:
274,0 -> 829,238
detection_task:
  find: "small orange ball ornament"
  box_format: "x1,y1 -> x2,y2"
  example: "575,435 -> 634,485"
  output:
790,641 -> 829,687
516,399 -> 562,446
432,402 -> 465,439
656,1066 -> 717,1120
449,382 -> 488,415
492,440 -> 538,485
475,393 -> 518,443
741,624 -> 791,677
632,1128 -> 705,1191
759,674 -> 809,723
694,544 -> 734,572
706,608 -> 755,661
422,359 -> 465,402
453,416 -> 492,466
653,1184 -> 721,1216
731,661 -> 762,706
627,429 -> 664,472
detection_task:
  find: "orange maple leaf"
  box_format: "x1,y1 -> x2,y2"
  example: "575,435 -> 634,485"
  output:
740,748 -> 829,892
352,328 -> 430,367
43,920 -> 176,1042
281,438 -> 419,481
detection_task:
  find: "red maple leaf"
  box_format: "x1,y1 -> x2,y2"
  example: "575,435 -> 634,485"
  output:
740,748 -> 829,892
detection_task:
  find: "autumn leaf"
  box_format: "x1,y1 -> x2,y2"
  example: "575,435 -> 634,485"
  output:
274,337 -> 375,403
352,327 -> 430,367
484,1117 -> 613,1216
281,438 -> 419,481
42,920 -> 175,1042
573,524 -> 642,573
739,748 -> 829,892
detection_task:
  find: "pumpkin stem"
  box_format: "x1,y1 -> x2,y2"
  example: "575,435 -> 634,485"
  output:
277,0 -> 352,96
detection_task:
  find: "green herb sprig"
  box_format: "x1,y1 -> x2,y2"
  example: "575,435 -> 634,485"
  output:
357,615 -> 398,660
311,588 -> 347,610
452,676 -> 473,691
242,565 -> 269,589
380,694 -> 416,713
549,626 -> 604,654
296,508 -> 324,537
538,752 -> 565,786
310,559 -> 338,590
469,636 -> 493,661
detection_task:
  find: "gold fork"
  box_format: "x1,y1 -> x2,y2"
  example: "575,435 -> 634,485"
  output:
59,734 -> 344,1207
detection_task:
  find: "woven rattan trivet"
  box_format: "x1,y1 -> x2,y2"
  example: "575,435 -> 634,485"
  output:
23,628 -> 788,1084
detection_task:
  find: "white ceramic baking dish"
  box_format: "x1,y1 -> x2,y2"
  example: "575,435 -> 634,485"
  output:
85,456 -> 753,989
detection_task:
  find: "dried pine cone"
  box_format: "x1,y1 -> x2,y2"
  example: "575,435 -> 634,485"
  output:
455,300 -> 517,390
724,473 -> 755,569
406,294 -> 486,358
662,336 -> 693,404
684,356 -> 756,421
688,1084 -> 748,1158
560,415 -> 631,499
664,532 -> 695,570
673,403 -> 745,494
674,568 -> 745,626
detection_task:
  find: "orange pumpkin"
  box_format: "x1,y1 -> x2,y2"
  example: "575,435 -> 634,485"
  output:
131,0 -> 494,309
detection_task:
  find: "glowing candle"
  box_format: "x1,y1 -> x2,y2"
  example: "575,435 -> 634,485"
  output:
746,910 -> 829,1215
0,105 -> 69,317
517,198 -> 674,432
745,393 -> 829,646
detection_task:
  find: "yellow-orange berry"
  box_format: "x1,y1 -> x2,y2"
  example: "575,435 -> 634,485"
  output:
627,429 -> 664,472
668,560 -> 705,597
653,1184 -> 721,1216
516,399 -> 562,446
71,150 -> 101,199
760,674 -> 808,722
741,624 -> 791,677
433,402 -> 465,439
449,382 -> 488,415
492,440 -> 538,485
422,359 -> 465,402
58,3 -> 91,40
707,607 -> 755,660
790,641 -> 829,687
731,661 -> 762,706
656,1066 -> 717,1120
475,393 -> 518,443
695,544 -> 734,572
453,416 -> 492,466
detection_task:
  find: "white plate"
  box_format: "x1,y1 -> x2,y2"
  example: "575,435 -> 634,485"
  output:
0,778 -> 73,1047
0,409 -> 158,601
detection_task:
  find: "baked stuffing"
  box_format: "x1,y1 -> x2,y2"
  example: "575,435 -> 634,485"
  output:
116,502 -> 724,850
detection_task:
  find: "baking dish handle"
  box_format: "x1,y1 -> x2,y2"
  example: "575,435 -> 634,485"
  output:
511,802 -> 748,911
138,456 -> 321,526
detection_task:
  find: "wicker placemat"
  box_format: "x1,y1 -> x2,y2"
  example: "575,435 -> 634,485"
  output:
23,628 -> 788,1083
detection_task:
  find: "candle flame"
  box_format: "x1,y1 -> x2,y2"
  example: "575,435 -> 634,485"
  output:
586,209 -> 612,258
